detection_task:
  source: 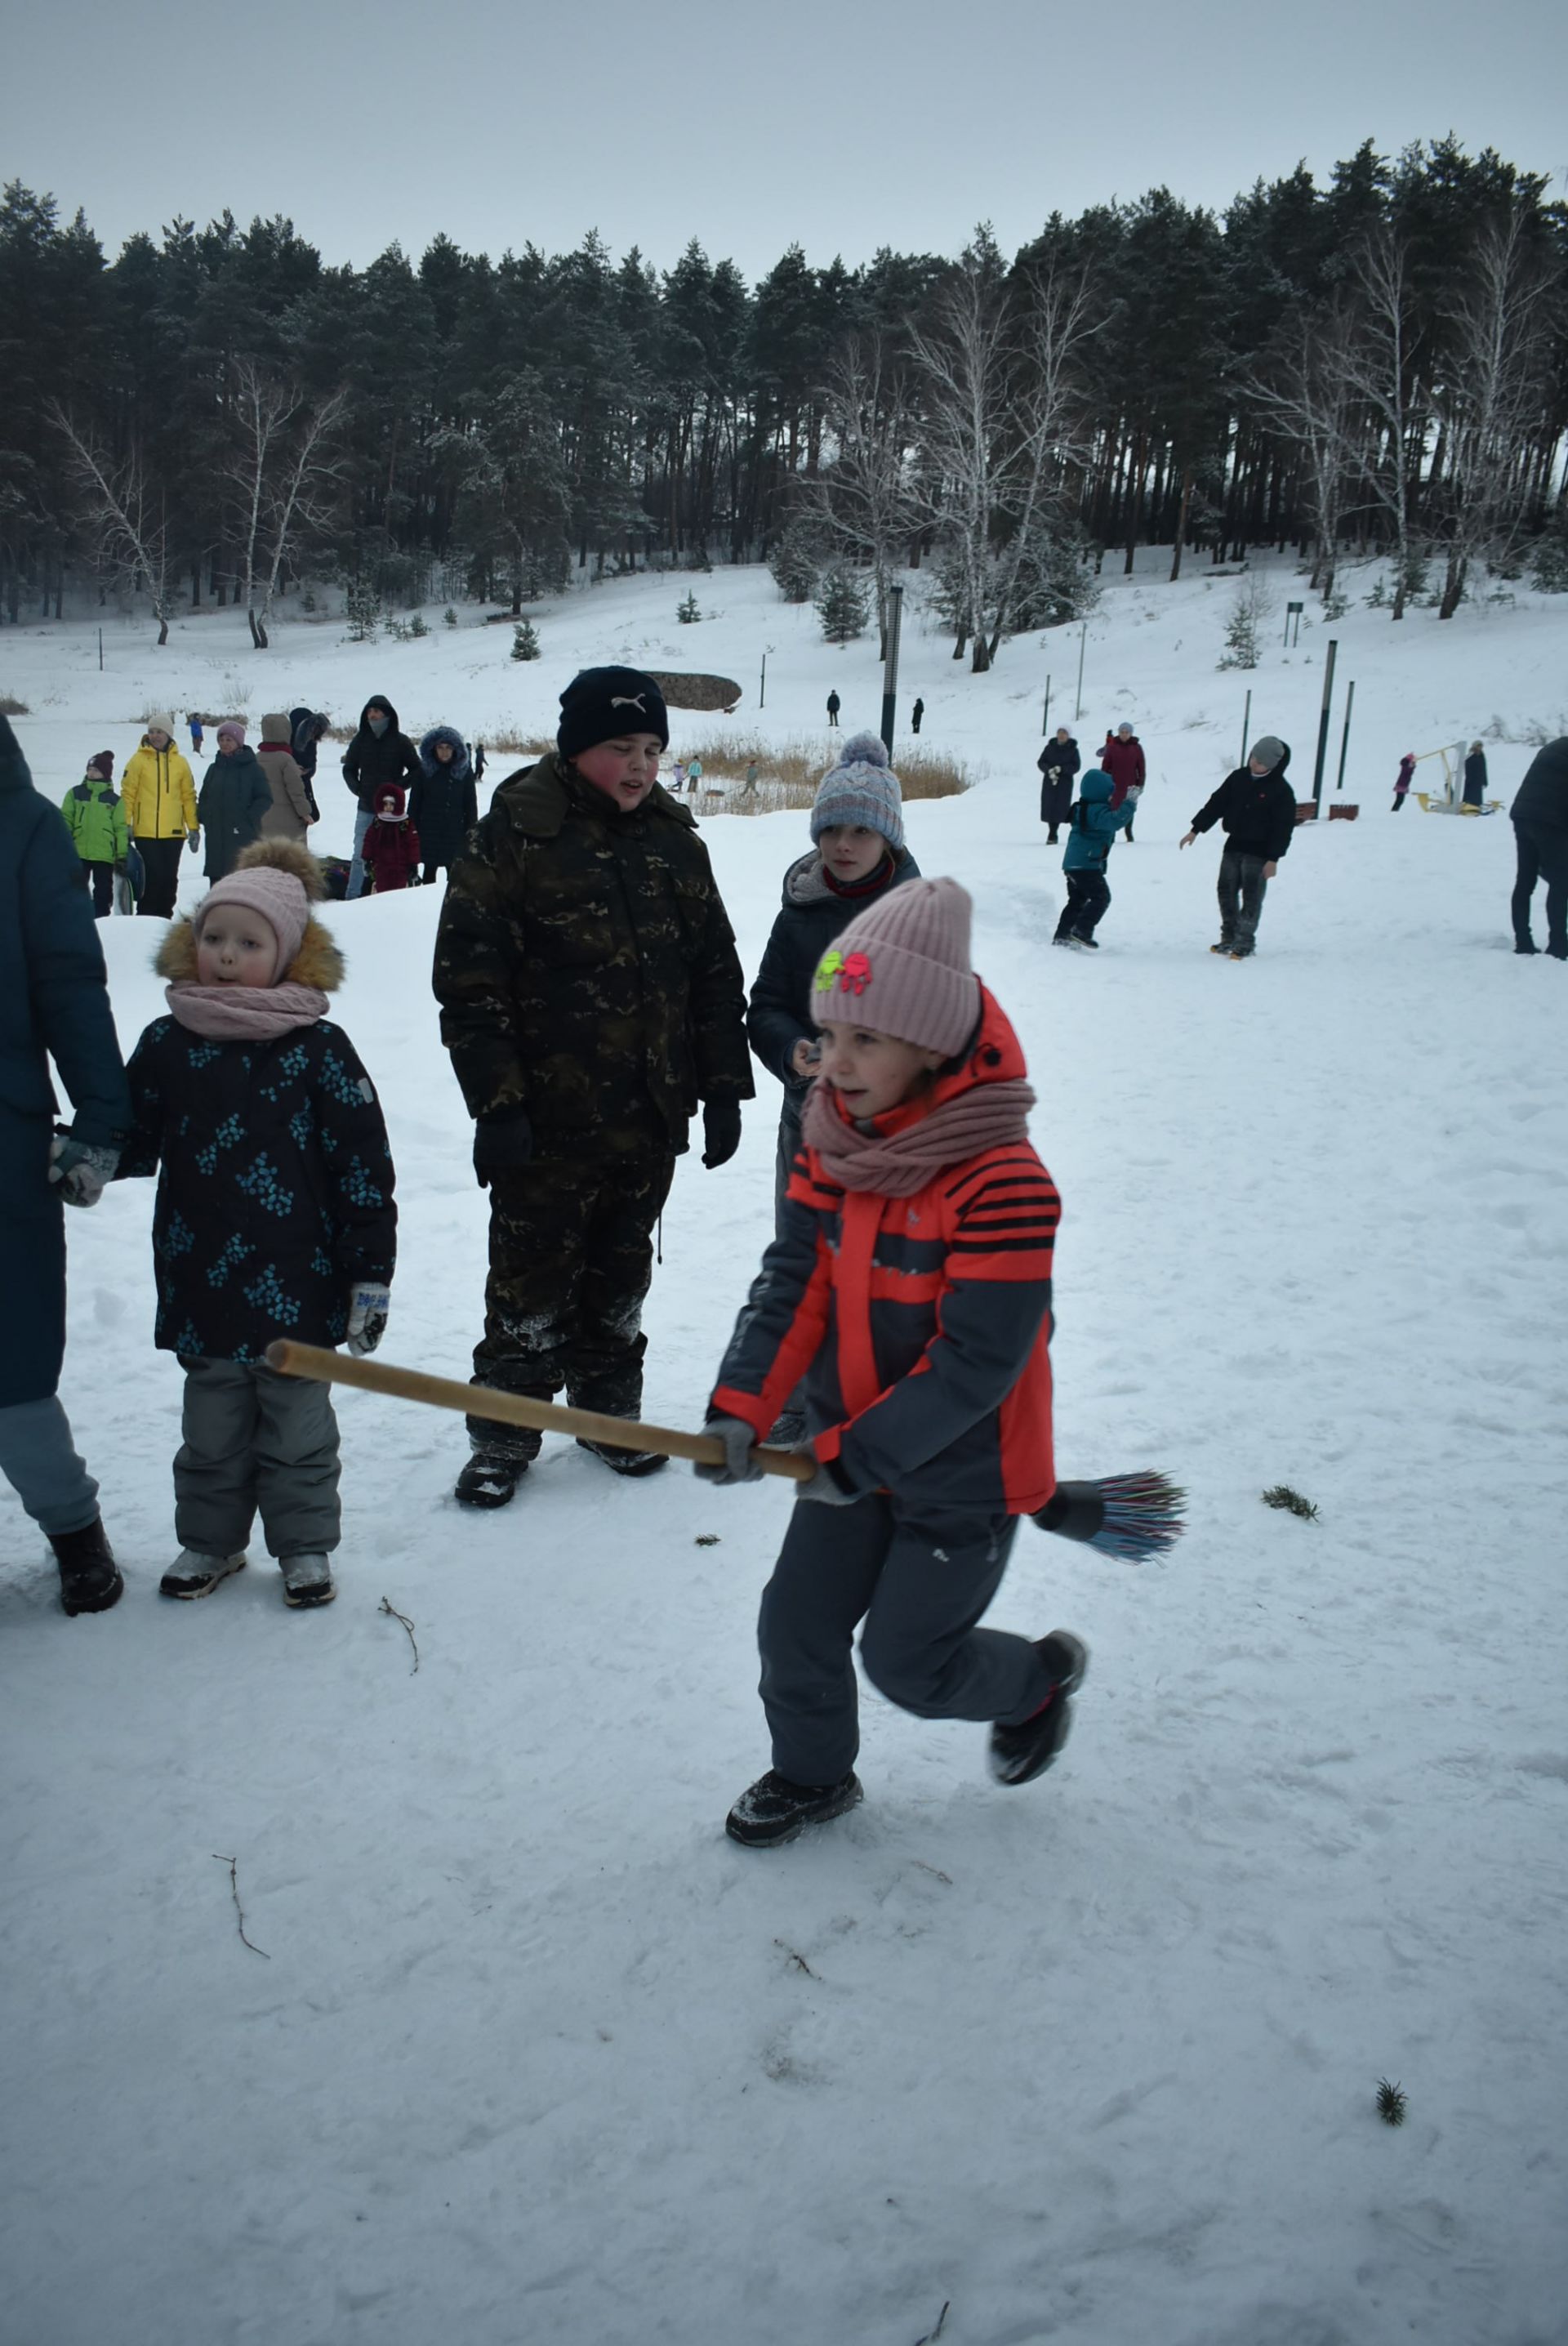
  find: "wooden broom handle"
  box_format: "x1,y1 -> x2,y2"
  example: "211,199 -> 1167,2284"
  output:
265,1340 -> 816,1482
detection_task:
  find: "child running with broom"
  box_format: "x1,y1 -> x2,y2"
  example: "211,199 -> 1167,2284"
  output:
697,876 -> 1088,1847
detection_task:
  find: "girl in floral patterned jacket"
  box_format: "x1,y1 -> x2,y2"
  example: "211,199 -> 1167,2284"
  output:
118,839 -> 397,1609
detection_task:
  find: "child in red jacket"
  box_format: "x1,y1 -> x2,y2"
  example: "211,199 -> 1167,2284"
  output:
697,877 -> 1085,1847
361,784 -> 421,893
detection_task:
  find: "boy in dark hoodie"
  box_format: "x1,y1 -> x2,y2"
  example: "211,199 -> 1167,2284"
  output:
1181,735 -> 1297,958
341,698 -> 421,900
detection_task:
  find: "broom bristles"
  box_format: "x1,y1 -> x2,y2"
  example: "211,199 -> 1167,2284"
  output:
1034,1470 -> 1185,1563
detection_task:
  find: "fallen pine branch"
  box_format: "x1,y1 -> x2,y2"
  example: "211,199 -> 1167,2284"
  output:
379,1595 -> 419,1673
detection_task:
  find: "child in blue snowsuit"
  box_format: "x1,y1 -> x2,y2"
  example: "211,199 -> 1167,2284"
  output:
1053,768 -> 1132,950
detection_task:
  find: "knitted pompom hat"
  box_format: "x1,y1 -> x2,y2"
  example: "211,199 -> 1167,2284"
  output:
194,837 -> 324,981
810,876 -> 978,1059
215,719 -> 247,746
809,729 -> 906,850
86,751 -> 114,778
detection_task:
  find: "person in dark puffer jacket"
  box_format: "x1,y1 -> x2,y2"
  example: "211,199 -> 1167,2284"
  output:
0,715 -> 131,1615
341,696 -> 421,900
118,839 -> 398,1609
1182,735 -> 1297,959
412,725 -> 480,885
198,722 -> 274,881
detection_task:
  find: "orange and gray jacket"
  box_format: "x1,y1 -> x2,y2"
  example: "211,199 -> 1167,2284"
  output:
711,989 -> 1059,1516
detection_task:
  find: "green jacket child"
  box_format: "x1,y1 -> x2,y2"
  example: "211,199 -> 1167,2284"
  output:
61,754 -> 130,867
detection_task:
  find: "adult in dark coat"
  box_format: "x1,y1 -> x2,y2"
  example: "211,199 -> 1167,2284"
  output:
341,696 -> 421,900
1037,728 -> 1080,843
412,726 -> 481,882
826,690 -> 840,727
911,698 -> 924,735
433,666 -> 753,1503
1463,742 -> 1488,810
1509,735 -> 1568,957
287,707 -> 330,819
1101,724 -> 1147,839
198,725 -> 274,880
0,715 -> 131,1613
1181,735 -> 1298,959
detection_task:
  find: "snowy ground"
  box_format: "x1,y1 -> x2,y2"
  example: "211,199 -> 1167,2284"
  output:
2,560 -> 1566,2346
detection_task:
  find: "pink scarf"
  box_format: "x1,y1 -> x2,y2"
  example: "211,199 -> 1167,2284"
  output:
803,1072 -> 1036,1196
167,981 -> 330,1041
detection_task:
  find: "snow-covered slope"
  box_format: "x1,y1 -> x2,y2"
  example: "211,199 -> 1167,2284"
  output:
2,561 -> 1565,2346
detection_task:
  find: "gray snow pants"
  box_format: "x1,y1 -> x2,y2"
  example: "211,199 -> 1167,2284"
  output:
1217,846 -> 1269,955
756,1492 -> 1052,1786
175,1356 -> 341,1559
0,1396 -> 100,1539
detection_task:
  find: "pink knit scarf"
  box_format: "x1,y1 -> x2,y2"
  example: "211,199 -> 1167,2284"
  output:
166,981 -> 330,1041
803,1073 -> 1036,1196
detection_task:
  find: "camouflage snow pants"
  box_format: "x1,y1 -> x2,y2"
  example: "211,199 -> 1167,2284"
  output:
469,1146 -> 677,1459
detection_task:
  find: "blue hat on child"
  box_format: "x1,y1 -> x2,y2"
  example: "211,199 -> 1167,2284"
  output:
809,729 -> 906,851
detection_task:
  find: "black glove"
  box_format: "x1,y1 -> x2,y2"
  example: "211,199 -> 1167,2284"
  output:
472,1108 -> 533,1188
702,1098 -> 742,1170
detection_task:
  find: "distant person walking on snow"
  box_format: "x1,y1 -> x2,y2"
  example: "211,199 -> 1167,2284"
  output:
1038,727 -> 1080,845
122,715 -> 198,918
188,714 -> 204,758
826,690 -> 840,729
412,727 -> 480,886
686,755 -> 704,796
1509,734 -> 1568,958
911,698 -> 924,735
60,752 -> 128,919
1463,741 -> 1488,810
1392,752 -> 1415,812
198,722 -> 273,882
1054,766 -> 1132,951
1101,723 -> 1146,841
1181,735 -> 1297,960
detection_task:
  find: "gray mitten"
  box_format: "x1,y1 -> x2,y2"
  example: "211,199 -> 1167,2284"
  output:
48,1135 -> 121,1209
694,1416 -> 764,1486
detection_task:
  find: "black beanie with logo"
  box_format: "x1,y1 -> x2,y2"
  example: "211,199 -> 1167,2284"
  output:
557,667 -> 670,760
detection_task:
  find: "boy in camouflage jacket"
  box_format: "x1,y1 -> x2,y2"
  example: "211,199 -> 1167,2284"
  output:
432,665 -> 752,1502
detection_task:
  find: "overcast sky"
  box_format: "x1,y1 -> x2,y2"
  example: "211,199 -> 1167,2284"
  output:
6,0 -> 1566,279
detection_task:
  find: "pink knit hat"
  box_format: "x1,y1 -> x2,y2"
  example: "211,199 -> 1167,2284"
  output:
216,719 -> 246,745
195,864 -> 310,980
810,876 -> 979,1058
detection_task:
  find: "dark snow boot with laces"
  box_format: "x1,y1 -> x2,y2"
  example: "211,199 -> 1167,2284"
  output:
726,1769 -> 863,1848
988,1630 -> 1089,1786
577,1438 -> 668,1477
50,1518 -> 123,1617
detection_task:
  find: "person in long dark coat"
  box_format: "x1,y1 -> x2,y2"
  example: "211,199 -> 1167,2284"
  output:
1037,728 -> 1080,844
413,727 -> 481,887
198,723 -> 274,881
0,715 -> 131,1613
1463,741 -> 1488,809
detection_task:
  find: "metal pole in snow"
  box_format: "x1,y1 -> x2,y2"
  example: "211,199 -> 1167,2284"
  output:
1240,688 -> 1251,770
99,628 -> 104,672
879,583 -> 904,757
759,651 -> 766,710
1074,623 -> 1086,720
1042,678 -> 1051,736
1311,640 -> 1338,812
1335,680 -> 1356,793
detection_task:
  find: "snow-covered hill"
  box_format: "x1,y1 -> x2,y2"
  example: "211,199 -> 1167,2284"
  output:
2,559 -> 1565,2346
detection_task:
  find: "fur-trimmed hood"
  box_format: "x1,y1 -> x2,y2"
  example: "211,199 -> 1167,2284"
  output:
156,914 -> 345,992
419,725 -> 472,782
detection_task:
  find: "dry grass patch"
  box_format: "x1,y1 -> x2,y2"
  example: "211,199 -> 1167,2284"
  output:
679,731 -> 969,816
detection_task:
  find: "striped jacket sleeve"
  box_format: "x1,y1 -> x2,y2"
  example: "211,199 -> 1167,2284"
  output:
818,1153 -> 1060,1494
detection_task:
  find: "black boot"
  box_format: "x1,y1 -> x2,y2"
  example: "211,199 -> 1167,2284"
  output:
576,1438 -> 668,1478
455,1452 -> 525,1508
726,1769 -> 863,1848
988,1630 -> 1088,1786
50,1518 -> 123,1617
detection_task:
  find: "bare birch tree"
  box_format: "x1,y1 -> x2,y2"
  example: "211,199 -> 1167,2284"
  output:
229,363 -> 349,647
801,332 -> 919,658
1245,301 -> 1360,604
1428,210 -> 1559,618
910,251 -> 1099,671
1334,226 -> 1423,619
50,407 -> 175,644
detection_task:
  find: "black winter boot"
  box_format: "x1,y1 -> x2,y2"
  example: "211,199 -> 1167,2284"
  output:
726,1769 -> 863,1848
988,1630 -> 1088,1786
455,1452 -> 525,1508
50,1518 -> 123,1617
576,1438 -> 668,1478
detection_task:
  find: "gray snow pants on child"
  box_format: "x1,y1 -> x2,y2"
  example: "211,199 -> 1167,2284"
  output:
1217,845 -> 1270,955
756,1492 -> 1054,1786
175,1356 -> 341,1559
